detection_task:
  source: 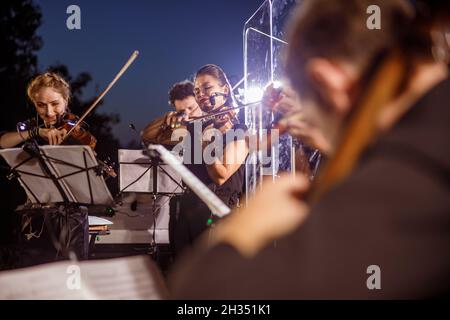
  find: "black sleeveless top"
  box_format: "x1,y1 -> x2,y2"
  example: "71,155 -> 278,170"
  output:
182,121 -> 247,208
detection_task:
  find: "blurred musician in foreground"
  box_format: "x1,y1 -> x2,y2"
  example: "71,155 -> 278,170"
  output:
170,0 -> 450,298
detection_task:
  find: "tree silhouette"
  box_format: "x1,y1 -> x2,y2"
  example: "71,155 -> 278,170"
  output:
0,0 -> 43,268
0,0 -> 42,129
0,0 -> 121,268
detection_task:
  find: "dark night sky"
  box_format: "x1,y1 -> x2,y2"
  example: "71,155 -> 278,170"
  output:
34,0 -> 264,146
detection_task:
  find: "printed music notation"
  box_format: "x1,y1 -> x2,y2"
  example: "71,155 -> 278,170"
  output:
0,255 -> 167,300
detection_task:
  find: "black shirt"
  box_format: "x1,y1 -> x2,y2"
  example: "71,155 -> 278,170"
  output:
183,121 -> 247,207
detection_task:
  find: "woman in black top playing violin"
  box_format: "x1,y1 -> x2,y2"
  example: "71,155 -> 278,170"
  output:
170,64 -> 249,258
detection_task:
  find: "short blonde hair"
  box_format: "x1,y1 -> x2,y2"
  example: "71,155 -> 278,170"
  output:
27,72 -> 71,103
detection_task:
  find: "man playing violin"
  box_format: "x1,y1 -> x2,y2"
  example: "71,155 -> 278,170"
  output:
141,80 -> 202,258
141,80 -> 202,146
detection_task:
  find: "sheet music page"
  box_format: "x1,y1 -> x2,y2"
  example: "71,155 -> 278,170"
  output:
0,146 -> 114,205
0,148 -> 65,203
41,145 -> 114,205
79,256 -> 167,299
88,216 -> 114,226
0,256 -> 167,300
118,149 -> 183,194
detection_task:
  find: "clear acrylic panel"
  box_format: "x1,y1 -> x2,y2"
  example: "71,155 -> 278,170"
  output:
243,0 -> 298,201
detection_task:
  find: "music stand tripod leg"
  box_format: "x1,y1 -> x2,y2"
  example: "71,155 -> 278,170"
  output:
149,157 -> 159,260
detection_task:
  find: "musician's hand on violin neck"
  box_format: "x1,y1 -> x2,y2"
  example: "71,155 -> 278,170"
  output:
261,83 -> 333,154
262,82 -> 284,109
39,127 -> 68,145
272,86 -> 302,116
165,111 -> 187,129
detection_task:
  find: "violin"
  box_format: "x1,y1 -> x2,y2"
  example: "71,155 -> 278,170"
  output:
145,86 -> 281,146
55,112 -> 97,149
146,107 -> 238,146
54,112 -> 117,179
140,112 -> 188,146
205,105 -> 238,134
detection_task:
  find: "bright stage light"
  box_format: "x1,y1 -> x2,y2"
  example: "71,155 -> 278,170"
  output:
272,80 -> 283,89
245,87 -> 264,104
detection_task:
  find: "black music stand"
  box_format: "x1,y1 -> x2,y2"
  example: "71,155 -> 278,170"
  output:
0,142 -> 114,260
117,149 -> 184,258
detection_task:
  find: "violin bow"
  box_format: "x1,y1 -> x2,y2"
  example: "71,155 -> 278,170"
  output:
61,50 -> 139,142
310,49 -> 407,202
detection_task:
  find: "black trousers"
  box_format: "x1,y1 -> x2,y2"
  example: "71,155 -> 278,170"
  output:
169,192 -> 212,259
17,207 -> 89,267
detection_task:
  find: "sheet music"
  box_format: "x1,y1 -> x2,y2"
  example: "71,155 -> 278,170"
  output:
148,144 -> 231,217
118,149 -> 183,194
0,146 -> 113,205
42,146 -> 113,205
0,256 -> 167,300
88,216 -> 114,226
0,148 -> 67,203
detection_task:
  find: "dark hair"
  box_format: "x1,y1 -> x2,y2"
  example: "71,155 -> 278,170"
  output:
405,0 -> 450,63
195,64 -> 236,108
285,0 -> 414,98
168,80 -> 195,106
